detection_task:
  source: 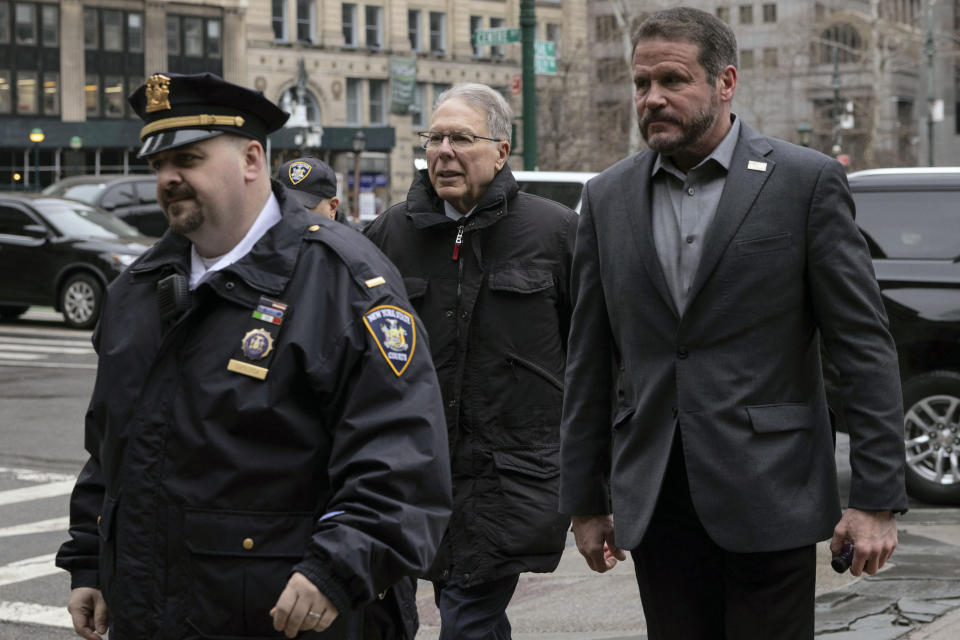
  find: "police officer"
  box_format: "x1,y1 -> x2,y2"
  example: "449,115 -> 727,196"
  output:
55,72 -> 451,640
278,157 -> 360,230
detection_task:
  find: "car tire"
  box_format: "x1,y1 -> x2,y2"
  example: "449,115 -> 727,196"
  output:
902,370 -> 960,505
0,305 -> 29,320
60,273 -> 103,330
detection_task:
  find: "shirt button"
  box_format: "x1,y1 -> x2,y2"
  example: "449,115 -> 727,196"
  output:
687,187 -> 695,196
242,537 -> 254,550
677,346 -> 689,359
225,281 -> 235,291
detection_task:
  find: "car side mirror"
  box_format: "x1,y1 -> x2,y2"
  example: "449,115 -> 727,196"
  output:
22,224 -> 49,239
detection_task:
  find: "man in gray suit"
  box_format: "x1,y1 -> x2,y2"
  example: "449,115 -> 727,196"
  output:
559,7 -> 906,639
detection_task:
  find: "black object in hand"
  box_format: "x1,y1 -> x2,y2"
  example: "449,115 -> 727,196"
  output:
831,540 -> 854,573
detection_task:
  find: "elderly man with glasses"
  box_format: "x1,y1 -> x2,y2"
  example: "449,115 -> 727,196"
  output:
365,83 -> 578,640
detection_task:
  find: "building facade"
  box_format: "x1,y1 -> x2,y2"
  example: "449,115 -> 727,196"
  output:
585,0 -> 960,171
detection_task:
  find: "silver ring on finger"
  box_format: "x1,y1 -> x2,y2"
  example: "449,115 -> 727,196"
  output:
307,611 -> 323,619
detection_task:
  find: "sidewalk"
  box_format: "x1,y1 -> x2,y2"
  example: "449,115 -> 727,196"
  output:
414,507 -> 960,639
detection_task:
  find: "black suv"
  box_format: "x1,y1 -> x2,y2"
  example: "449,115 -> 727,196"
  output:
43,175 -> 166,237
843,168 -> 960,505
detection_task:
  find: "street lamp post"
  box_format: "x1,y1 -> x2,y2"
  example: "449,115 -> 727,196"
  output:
29,128 -> 44,191
69,136 -> 83,176
796,122 -> 812,147
351,130 -> 366,223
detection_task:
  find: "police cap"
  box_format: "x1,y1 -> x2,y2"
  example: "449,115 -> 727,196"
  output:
129,72 -> 289,158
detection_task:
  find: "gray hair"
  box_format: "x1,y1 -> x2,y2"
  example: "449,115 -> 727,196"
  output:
632,7 -> 738,83
433,83 -> 512,141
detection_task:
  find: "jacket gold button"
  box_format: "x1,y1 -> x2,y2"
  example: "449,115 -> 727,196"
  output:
97,515 -> 101,527
242,537 -> 255,550
308,224 -> 320,232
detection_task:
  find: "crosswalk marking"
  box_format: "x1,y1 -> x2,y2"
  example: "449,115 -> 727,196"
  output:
0,343 -> 94,354
0,352 -> 43,360
0,468 -> 76,483
0,553 -> 61,588
0,600 -> 73,629
0,517 -> 70,538
0,360 -> 97,369
0,336 -> 91,348
0,480 -> 76,506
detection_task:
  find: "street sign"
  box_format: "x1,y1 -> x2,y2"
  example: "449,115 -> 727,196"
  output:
473,27 -> 521,46
534,40 -> 556,75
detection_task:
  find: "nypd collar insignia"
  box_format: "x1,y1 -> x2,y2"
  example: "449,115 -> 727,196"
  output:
288,161 -> 312,185
227,296 -> 289,380
363,305 -> 416,376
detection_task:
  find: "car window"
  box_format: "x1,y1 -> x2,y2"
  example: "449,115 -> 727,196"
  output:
0,205 -> 37,236
37,200 -> 140,239
515,181 -> 584,210
134,180 -> 158,203
55,183 -> 107,205
101,184 -> 138,209
853,190 -> 960,260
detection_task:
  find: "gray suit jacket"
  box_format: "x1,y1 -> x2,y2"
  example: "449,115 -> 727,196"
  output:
559,122 -> 907,553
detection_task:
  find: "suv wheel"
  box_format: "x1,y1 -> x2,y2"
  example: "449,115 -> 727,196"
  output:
60,274 -> 102,330
903,370 -> 960,505
0,305 -> 28,320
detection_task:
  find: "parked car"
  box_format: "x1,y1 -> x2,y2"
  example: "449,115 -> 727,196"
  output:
513,171 -> 597,213
837,167 -> 960,505
43,174 -> 166,237
0,194 -> 153,329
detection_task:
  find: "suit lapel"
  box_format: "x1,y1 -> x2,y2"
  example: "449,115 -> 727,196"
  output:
685,126 -> 774,309
620,152 -> 680,319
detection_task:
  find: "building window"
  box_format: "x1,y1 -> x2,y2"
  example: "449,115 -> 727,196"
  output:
272,0 -> 286,41
739,4 -> 753,25
365,6 -> 382,49
16,70 -> 36,113
85,74 -> 99,117
207,20 -> 221,57
342,3 -> 356,47
0,71 -> 10,112
596,57 -> 626,83
762,47 -> 777,67
184,17 -> 203,56
103,75 -> 124,118
297,0 -> 314,42
762,3 -> 777,22
14,2 -> 35,44
43,71 -> 58,114
595,14 -> 617,41
166,15 -> 179,54
369,79 -> 386,124
102,9 -> 123,50
429,11 -> 445,54
281,87 -> 321,122
432,82 -> 450,111
716,6 -> 730,23
546,23 -> 561,54
40,3 -> 56,47
0,3 -> 9,43
412,81 -> 426,127
127,13 -> 143,52
408,9 -> 420,51
83,7 -> 97,48
740,49 -> 754,69
817,23 -> 863,64
490,17 -> 504,58
346,78 -> 361,124
470,15 -> 483,57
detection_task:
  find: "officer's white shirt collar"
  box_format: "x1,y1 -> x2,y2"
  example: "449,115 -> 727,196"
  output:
189,192 -> 282,289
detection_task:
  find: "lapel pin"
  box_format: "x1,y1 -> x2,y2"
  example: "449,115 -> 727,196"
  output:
747,160 -> 767,172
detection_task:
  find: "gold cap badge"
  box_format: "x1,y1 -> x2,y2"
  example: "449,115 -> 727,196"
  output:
145,74 -> 172,113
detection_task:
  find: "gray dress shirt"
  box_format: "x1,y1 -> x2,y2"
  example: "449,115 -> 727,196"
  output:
651,117 -> 741,315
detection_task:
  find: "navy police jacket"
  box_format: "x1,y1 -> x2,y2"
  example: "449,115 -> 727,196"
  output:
55,183 -> 452,639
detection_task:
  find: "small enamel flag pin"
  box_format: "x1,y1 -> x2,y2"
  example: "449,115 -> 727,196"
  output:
747,160 -> 767,172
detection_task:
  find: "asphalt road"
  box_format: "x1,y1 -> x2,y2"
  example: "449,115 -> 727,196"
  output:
1,309 -> 958,640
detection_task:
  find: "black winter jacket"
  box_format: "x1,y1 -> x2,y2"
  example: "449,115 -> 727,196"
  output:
55,183 -> 452,639
364,166 -> 577,586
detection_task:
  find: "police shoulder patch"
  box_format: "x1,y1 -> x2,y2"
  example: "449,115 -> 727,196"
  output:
363,305 -> 416,377
288,161 -> 311,185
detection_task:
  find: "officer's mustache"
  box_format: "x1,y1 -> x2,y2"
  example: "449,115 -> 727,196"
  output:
161,184 -> 197,205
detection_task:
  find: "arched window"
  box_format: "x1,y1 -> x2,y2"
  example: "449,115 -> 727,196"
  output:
818,23 -> 863,64
280,87 -> 321,124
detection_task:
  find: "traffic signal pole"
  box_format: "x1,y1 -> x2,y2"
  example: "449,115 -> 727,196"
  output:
520,0 -> 537,170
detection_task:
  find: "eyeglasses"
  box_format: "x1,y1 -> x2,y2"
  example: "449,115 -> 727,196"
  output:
418,131 -> 502,150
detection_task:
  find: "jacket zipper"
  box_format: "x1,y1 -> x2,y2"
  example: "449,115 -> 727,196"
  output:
506,352 -> 564,391
451,222 -> 465,261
